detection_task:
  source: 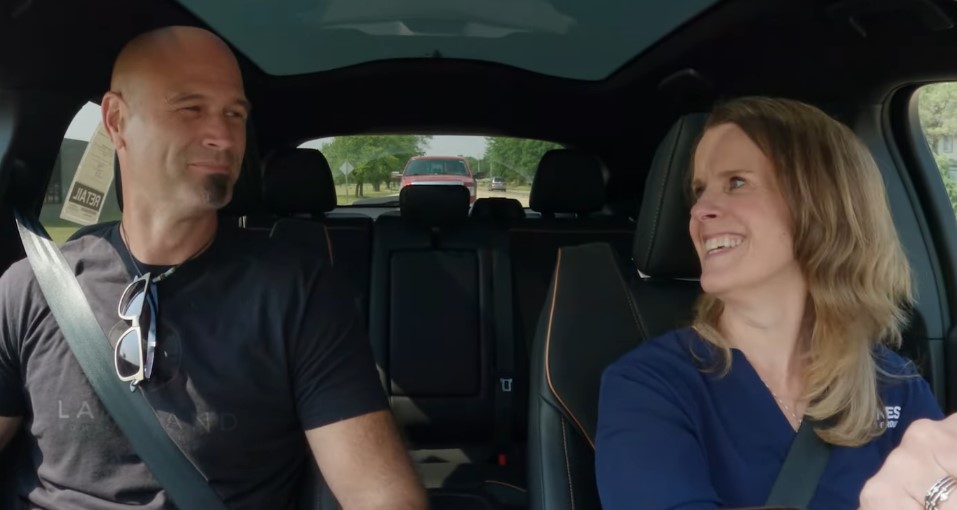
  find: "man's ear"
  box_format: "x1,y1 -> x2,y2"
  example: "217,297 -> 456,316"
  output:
101,91 -> 126,150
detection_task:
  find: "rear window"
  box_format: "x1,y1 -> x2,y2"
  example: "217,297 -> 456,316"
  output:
404,159 -> 470,177
299,134 -> 563,206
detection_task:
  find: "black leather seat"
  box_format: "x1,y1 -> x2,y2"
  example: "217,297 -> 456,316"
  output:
262,147 -> 374,325
510,149 -> 635,353
527,114 -> 707,510
368,185 -> 525,508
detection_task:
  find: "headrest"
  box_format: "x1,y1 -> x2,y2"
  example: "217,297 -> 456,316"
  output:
470,197 -> 526,221
219,156 -> 264,216
262,148 -> 337,215
529,149 -> 605,215
219,122 -> 265,217
633,113 -> 707,278
400,185 -> 469,226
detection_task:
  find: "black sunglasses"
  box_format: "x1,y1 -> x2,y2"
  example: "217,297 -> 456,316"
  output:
115,273 -> 158,391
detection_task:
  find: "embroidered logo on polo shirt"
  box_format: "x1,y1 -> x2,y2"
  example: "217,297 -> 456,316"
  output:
878,406 -> 902,430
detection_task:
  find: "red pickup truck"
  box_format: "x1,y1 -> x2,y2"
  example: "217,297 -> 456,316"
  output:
400,156 -> 477,204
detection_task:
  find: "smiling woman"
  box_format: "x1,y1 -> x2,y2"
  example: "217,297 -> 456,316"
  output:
595,96 -> 944,510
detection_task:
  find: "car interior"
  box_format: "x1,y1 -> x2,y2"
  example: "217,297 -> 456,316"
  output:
2,0 -> 957,509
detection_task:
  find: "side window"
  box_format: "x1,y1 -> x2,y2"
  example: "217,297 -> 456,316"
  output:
40,102 -> 121,243
916,83 -> 957,213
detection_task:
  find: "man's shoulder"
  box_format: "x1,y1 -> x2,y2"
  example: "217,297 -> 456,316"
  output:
0,256 -> 35,293
1,227 -> 118,299
216,225 -> 333,283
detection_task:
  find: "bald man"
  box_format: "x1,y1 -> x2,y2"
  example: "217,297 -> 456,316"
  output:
0,26 -> 426,509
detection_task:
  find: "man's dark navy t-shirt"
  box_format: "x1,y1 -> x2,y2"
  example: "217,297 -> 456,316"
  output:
0,224 -> 388,509
596,328 -> 944,510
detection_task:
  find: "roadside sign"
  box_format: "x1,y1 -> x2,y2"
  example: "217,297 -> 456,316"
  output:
339,161 -> 354,176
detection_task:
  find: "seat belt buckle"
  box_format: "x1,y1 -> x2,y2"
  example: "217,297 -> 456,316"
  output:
499,377 -> 513,392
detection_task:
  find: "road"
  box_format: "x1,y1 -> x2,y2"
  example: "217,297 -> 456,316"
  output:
475,188 -> 530,207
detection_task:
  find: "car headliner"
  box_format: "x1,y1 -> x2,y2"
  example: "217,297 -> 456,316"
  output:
173,0 -> 721,80
2,0 -> 957,209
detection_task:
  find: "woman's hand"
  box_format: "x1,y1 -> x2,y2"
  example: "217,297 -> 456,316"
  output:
859,414 -> 957,510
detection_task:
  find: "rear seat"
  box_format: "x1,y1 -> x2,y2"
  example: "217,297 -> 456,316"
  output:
368,184 -> 525,508
262,148 -> 374,325
510,149 -> 635,351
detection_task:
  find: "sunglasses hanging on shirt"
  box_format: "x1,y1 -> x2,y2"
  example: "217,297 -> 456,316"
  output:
114,222 -> 215,391
115,272 -> 158,391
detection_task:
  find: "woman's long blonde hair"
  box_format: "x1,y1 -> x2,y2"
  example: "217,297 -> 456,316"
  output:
691,97 -> 914,447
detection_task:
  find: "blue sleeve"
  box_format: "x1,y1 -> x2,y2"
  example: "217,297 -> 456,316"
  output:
595,347 -> 720,510
889,372 -> 944,447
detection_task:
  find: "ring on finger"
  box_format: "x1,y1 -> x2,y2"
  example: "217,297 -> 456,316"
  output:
925,475 -> 956,510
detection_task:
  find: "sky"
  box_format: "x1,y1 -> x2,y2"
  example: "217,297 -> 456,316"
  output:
65,101 -> 489,158
64,102 -> 102,141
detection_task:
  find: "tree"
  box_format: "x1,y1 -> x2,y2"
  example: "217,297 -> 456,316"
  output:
463,156 -> 486,178
917,84 -> 957,152
483,137 -> 563,184
320,135 -> 431,196
917,84 -> 957,212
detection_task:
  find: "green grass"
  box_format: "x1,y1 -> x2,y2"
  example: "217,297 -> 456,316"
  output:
335,184 -> 398,205
39,205 -> 123,244
47,227 -> 79,244
38,212 -> 85,244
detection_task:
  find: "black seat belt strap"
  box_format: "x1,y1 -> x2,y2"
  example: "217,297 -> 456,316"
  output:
14,210 -> 228,510
765,418 -> 831,509
491,232 -> 515,466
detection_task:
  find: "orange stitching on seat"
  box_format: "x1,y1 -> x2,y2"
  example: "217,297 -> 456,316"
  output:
544,249 -> 597,450
323,225 -> 334,265
483,480 -> 528,493
562,418 -> 575,510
